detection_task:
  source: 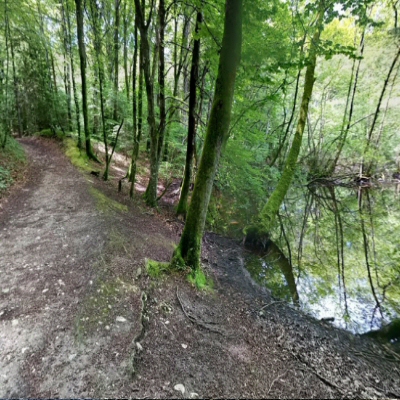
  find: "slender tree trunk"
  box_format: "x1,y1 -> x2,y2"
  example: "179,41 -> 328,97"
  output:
329,31 -> 365,175
157,0 -> 166,162
113,0 -> 120,121
75,0 -> 97,160
164,11 -> 191,160
172,0 -> 243,271
362,45 -> 400,175
176,10 -> 202,216
60,0 -> 73,132
129,18 -> 140,198
9,19 -> 23,137
255,5 -> 324,236
64,0 -> 82,147
2,0 -> 10,148
123,1 -> 130,101
134,0 -> 161,207
269,69 -> 302,168
89,0 -> 109,178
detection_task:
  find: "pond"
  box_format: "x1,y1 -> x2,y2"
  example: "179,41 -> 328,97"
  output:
246,182 -> 400,336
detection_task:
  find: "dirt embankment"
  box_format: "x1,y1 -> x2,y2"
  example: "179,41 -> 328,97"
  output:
0,138 -> 399,398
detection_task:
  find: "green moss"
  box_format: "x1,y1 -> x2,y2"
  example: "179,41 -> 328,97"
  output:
89,187 -> 128,213
170,245 -> 190,272
145,259 -> 171,278
75,277 -> 139,341
187,268 -> 214,291
64,138 -> 94,172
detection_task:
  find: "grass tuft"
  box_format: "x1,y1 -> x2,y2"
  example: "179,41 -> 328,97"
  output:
145,259 -> 171,278
187,268 -> 214,290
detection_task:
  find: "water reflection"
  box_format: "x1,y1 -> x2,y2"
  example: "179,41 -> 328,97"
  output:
246,183 -> 400,335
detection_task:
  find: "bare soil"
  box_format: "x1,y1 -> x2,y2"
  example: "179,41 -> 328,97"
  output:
0,137 -> 399,399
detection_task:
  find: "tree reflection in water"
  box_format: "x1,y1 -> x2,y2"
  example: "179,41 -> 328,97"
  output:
246,182 -> 400,336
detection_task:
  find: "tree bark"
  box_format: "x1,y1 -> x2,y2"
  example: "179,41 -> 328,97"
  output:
172,0 -> 243,271
176,10 -> 202,217
129,16 -> 140,198
89,0 -> 109,178
75,0 -> 97,160
65,0 -> 82,147
134,0 -> 159,206
113,0 -> 120,121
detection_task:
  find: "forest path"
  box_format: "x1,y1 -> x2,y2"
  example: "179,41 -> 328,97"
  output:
0,138 -> 110,396
0,138 -> 399,399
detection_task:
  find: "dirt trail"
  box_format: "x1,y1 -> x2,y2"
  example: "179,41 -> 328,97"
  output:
0,138 -> 110,396
1,138 -> 399,399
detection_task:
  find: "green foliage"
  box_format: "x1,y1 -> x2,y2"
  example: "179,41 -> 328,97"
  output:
35,129 -> 65,140
187,268 -> 213,291
0,137 -> 26,195
0,166 -> 13,191
145,259 -> 171,278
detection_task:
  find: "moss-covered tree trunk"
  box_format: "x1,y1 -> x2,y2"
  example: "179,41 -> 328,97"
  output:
176,10 -> 202,217
75,0 -> 97,160
172,0 -> 243,271
255,7 -> 324,236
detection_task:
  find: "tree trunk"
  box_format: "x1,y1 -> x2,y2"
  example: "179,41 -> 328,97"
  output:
176,10 -> 202,217
362,45 -> 400,175
89,0 -> 109,178
9,15 -> 23,137
113,0 -> 120,121
60,0 -> 73,134
255,5 -> 324,236
129,17 -> 140,197
2,0 -> 10,148
123,0 -> 130,101
134,0 -> 162,207
172,0 -> 243,271
328,31 -> 365,175
64,0 -> 82,147
75,0 -> 97,160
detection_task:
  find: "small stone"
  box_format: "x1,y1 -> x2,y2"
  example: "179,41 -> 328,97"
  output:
21,347 -> 29,354
174,384 -> 185,395
105,325 -> 110,330
136,342 -> 143,352
190,393 -> 199,399
116,316 -> 127,323
165,320 -> 170,325
12,319 -> 18,326
2,288 -> 10,294
181,344 -> 188,349
69,354 -> 77,361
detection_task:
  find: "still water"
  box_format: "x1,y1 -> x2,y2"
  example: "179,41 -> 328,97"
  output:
246,183 -> 400,335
